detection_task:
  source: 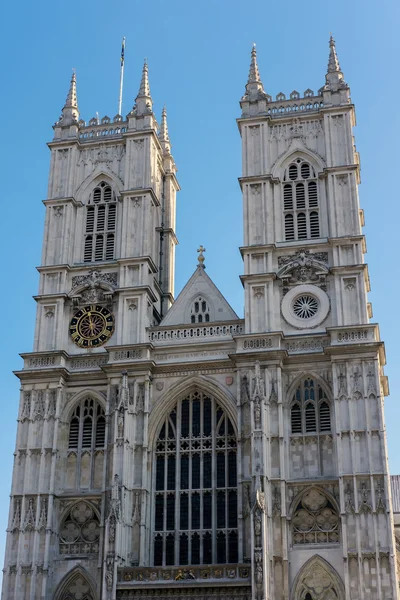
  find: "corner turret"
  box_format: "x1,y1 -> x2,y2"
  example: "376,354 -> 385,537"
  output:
240,45 -> 271,117
322,35 -> 350,105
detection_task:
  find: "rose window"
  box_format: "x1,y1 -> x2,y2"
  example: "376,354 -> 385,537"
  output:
59,501 -> 100,556
292,295 -> 319,319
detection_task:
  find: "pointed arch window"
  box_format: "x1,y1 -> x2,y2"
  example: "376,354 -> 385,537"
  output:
283,159 -> 320,241
54,568 -> 95,600
84,181 -> 117,262
66,398 -> 106,490
153,391 -> 238,566
290,378 -> 331,435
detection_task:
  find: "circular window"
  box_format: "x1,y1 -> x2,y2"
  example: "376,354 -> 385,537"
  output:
292,294 -> 319,319
281,284 -> 330,329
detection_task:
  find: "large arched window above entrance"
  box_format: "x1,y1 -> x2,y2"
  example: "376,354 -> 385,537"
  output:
84,181 -> 117,263
153,391 -> 238,566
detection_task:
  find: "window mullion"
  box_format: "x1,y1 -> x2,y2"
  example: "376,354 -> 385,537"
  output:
163,420 -> 168,566
77,401 -> 83,489
175,402 -> 181,565
225,431 -> 228,562
211,398 -> 217,564
90,410 -> 96,489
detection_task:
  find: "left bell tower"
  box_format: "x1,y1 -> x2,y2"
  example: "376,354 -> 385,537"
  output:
1,64 -> 179,600
38,63 -> 179,354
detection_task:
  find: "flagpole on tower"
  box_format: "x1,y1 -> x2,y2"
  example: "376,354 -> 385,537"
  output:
118,37 -> 125,116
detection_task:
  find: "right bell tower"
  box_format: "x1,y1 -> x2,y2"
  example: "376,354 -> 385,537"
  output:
237,38 -> 399,599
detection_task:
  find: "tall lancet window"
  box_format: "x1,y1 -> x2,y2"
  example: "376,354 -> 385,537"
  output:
84,181 -> 117,262
289,378 -> 334,479
66,397 -> 106,490
153,391 -> 238,566
290,378 -> 331,435
283,159 -> 320,241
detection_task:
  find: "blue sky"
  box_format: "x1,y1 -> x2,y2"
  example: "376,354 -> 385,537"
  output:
1,0 -> 399,578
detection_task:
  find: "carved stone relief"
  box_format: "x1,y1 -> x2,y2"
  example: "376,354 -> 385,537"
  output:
358,482 -> 372,514
107,474 -> 122,543
251,362 -> 265,430
21,392 -> 31,421
33,391 -> 45,420
70,269 -> 118,307
136,384 -> 145,413
11,498 -> 21,532
277,248 -> 329,294
22,498 -> 36,532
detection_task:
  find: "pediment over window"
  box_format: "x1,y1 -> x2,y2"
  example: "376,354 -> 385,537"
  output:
159,266 -> 239,326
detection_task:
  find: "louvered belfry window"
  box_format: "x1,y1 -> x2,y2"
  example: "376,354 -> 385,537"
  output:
283,159 -> 320,241
290,378 -> 331,435
153,391 -> 238,566
84,181 -> 117,262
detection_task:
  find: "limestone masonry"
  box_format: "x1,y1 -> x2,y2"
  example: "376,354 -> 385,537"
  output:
2,39 -> 400,600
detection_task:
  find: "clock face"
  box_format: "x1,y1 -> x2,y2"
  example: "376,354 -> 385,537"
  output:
69,304 -> 115,348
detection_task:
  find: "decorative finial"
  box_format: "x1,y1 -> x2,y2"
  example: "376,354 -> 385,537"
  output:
138,58 -> 151,97
197,245 -> 206,267
64,70 -> 78,109
133,58 -> 153,116
327,34 -> 341,73
59,69 -> 79,125
160,106 -> 170,141
248,44 -> 261,84
324,34 -> 347,92
159,105 -> 171,154
242,44 -> 266,103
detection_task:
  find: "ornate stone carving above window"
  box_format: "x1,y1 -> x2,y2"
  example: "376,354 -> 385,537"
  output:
277,248 -> 329,295
69,269 -> 118,307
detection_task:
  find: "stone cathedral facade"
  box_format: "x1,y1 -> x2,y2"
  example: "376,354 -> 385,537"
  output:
2,38 -> 400,600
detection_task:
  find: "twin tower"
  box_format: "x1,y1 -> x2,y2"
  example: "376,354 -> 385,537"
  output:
2,39 -> 399,600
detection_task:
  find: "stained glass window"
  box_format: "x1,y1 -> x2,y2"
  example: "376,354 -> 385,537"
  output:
153,391 -> 238,565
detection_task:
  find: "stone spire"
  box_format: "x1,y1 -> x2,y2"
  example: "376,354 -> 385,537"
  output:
60,70 -> 79,125
135,59 -> 153,115
248,44 -> 261,84
243,44 -> 266,102
324,35 -> 347,91
327,35 -> 341,73
158,106 -> 171,154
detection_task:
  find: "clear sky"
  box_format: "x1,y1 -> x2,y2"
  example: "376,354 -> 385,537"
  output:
0,0 -> 399,580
